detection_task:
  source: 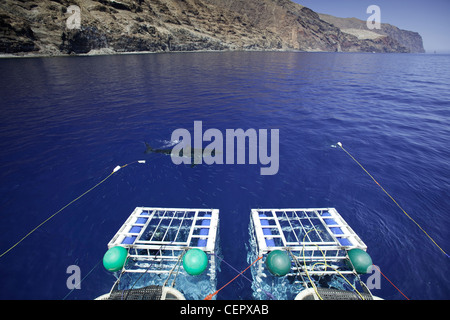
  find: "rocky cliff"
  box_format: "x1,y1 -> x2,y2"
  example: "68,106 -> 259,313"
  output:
0,0 -> 424,56
318,13 -> 425,53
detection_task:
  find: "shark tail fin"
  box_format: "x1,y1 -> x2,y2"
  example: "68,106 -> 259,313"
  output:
145,142 -> 153,151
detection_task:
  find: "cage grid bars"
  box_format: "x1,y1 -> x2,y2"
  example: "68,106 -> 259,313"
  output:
148,209 -> 166,243
108,207 -> 219,274
251,208 -> 366,276
172,209 -> 188,243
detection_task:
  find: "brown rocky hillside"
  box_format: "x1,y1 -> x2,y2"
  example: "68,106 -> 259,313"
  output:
0,0 -> 424,56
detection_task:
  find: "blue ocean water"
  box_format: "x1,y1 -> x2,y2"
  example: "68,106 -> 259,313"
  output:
0,52 -> 448,300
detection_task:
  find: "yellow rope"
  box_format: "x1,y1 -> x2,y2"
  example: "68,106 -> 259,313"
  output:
0,161 -> 143,259
301,230 -> 323,299
300,229 -> 365,300
337,142 -> 448,258
312,262 -> 365,300
312,244 -> 365,299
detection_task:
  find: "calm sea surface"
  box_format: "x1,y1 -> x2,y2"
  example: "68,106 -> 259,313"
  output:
0,52 -> 448,299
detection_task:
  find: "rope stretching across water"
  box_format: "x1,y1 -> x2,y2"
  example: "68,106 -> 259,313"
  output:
337,142 -> 448,258
204,256 -> 262,300
0,160 -> 146,260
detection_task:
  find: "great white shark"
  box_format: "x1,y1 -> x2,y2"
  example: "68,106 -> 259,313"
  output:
144,142 -> 220,167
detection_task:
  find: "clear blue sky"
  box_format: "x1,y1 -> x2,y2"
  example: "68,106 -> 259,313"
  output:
293,0 -> 450,53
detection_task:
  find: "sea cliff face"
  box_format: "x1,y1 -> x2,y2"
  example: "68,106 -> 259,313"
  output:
318,13 -> 425,54
0,0 -> 425,56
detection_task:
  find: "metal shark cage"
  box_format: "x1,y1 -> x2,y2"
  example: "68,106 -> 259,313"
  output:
97,207 -> 219,300
249,208 -> 379,300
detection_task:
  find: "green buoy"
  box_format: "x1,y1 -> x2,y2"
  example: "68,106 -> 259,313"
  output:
103,246 -> 128,272
265,250 -> 291,276
183,248 -> 208,275
347,248 -> 372,274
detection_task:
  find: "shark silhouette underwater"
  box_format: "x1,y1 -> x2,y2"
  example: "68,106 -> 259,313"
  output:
144,142 -> 219,168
